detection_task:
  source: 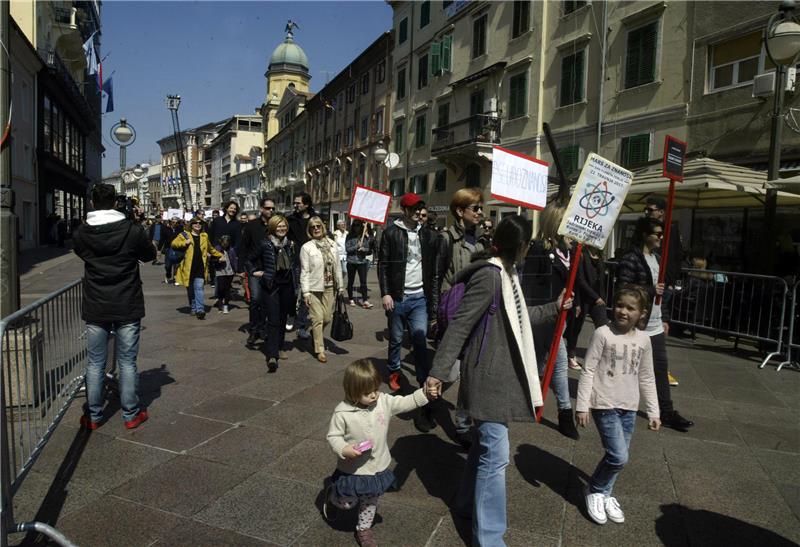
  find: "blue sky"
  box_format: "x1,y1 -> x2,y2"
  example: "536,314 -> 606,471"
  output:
100,1 -> 393,176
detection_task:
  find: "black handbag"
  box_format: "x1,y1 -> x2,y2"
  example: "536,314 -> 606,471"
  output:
331,295 -> 354,342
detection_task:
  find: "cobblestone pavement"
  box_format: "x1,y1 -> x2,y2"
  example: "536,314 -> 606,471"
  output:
8,251 -> 800,546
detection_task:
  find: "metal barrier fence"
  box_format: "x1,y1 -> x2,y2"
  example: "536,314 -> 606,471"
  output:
770,279 -> 800,372
603,263 -> 797,370
1,280 -> 84,547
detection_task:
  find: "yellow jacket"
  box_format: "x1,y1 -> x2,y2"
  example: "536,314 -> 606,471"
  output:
171,231 -> 222,286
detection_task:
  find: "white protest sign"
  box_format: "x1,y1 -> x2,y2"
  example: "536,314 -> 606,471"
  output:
490,145 -> 549,210
558,153 -> 633,248
348,185 -> 392,224
205,209 -> 213,218
167,208 -> 182,220
183,212 -> 193,221
161,211 -> 169,220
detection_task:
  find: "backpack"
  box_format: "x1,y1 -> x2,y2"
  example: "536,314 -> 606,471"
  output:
436,263 -> 501,361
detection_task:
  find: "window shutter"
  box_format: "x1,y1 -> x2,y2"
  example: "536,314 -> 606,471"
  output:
441,35 -> 453,72
626,22 -> 658,88
621,134 -> 650,168
560,54 -> 575,106
430,42 -> 441,77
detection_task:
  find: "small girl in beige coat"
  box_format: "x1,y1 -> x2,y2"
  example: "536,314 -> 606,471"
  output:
325,359 -> 435,547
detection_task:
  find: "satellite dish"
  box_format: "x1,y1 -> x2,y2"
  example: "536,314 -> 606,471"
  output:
384,152 -> 400,169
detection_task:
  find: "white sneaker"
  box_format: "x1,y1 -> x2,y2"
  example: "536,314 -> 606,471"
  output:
222,305 -> 229,314
604,496 -> 624,523
585,488 -> 607,524
285,320 -> 294,332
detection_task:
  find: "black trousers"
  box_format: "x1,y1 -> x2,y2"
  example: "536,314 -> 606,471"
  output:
216,275 -> 233,305
566,303 -> 609,359
263,282 -> 296,359
347,262 -> 369,301
650,332 -> 673,414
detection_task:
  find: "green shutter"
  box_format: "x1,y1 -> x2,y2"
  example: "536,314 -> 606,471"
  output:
625,22 -> 658,88
558,145 -> 580,175
560,55 -> 574,106
441,35 -> 453,72
622,134 -> 650,168
430,42 -> 441,76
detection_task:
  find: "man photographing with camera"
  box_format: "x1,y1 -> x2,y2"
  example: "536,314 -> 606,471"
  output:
72,183 -> 156,430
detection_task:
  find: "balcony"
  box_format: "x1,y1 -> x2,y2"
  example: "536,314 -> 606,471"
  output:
431,114 -> 501,159
51,6 -> 84,61
38,48 -> 100,125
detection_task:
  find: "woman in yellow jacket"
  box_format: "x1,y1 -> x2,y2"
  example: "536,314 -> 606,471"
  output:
172,216 -> 223,319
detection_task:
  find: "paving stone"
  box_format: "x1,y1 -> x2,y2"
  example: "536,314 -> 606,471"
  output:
151,517 -> 277,546
707,385 -> 787,408
193,474 -> 321,545
266,437 -> 336,487
659,415 -> 746,446
120,411 -> 233,453
10,471 -> 104,527
244,401 -> 333,438
188,425 -> 299,471
184,393 -> 277,424
732,420 -> 800,453
111,455 -> 253,516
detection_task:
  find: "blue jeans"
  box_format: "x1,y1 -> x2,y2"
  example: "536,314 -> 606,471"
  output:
536,332 -> 571,411
456,421 -> 509,546
249,275 -> 266,335
589,409 -> 636,496
85,321 -> 142,422
387,292 -> 429,385
187,277 -> 205,314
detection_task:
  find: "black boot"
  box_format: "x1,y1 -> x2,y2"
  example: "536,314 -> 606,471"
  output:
662,410 -> 694,431
558,409 -> 580,440
246,331 -> 259,348
413,406 -> 436,433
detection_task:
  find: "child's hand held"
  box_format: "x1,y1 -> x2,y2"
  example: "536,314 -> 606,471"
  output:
575,411 -> 589,428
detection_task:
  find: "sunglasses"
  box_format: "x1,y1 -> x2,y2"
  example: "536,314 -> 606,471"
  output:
310,225 -> 323,229
650,232 -> 664,238
645,207 -> 661,213
467,204 -> 483,212
263,206 -> 275,210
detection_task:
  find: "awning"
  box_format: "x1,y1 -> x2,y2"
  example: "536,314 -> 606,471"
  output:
765,174 -> 800,196
450,62 -> 507,88
622,157 -> 800,210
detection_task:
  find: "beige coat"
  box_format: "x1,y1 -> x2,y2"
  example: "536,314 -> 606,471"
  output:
300,238 -> 343,296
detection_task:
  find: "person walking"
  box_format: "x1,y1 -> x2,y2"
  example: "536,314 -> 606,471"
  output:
378,193 -> 439,432
288,192 -> 316,340
72,183 -> 155,430
172,216 -> 223,320
161,217 -> 179,283
247,215 -> 297,372
213,235 -> 238,314
616,216 -> 694,432
566,245 -> 610,370
240,197 -> 277,347
478,218 -> 493,249
432,188 -> 485,447
345,219 -> 375,308
334,219 -> 349,278
300,216 -> 344,363
425,215 -> 571,545
521,205 -> 581,440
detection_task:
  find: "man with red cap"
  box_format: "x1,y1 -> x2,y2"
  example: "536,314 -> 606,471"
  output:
378,192 -> 440,432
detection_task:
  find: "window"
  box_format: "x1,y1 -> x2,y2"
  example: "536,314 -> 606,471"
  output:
361,117 -> 369,140
398,17 -> 408,44
412,174 -> 428,194
418,54 -> 429,89
358,157 -> 367,185
375,108 -> 384,135
334,132 -> 341,150
397,68 -> 406,100
441,35 -> 453,73
508,72 -> 528,118
415,114 -> 427,148
362,73 -> 370,95
434,169 -> 447,192
437,102 -> 450,141
324,137 -> 331,155
560,49 -> 585,106
558,144 -> 581,176
512,1 -> 530,38
420,1 -> 430,28
43,96 -> 51,153
709,31 -> 761,91
472,14 -> 487,59
620,134 -> 650,169
346,126 -> 355,147
429,35 -> 453,76
376,60 -> 386,83
394,120 -> 404,153
564,0 -> 586,14
625,21 -> 659,89
348,84 -> 356,103
465,164 -> 481,188
390,178 -> 405,197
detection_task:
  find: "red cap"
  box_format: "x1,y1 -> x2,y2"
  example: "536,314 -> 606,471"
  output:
399,193 -> 423,208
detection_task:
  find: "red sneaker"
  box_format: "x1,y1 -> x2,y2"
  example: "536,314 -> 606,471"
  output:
80,415 -> 101,430
388,372 -> 401,392
125,409 -> 149,430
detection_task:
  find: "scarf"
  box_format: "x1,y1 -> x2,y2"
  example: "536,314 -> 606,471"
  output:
270,235 -> 292,271
314,238 -> 336,289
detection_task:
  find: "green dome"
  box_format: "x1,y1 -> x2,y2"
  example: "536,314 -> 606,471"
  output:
268,35 -> 309,73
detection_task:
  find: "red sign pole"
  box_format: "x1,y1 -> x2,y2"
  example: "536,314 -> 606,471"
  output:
536,243 -> 583,422
654,180 -> 676,305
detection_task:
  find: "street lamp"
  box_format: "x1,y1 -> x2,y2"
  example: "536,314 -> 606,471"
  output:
110,118 -> 136,172
764,0 -> 800,271
372,141 -> 388,189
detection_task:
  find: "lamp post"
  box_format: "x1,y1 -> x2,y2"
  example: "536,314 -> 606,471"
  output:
764,0 -> 800,272
372,142 -> 388,190
166,94 -> 192,211
110,118 -> 136,173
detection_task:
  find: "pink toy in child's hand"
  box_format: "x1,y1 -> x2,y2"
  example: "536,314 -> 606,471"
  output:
354,440 -> 373,452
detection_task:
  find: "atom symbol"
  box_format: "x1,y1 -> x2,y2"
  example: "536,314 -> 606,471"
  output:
578,180 -> 615,219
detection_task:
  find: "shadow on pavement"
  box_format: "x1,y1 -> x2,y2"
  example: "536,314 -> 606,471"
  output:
655,503 -> 798,546
104,364 -> 175,416
19,244 -> 74,276
20,427 -> 92,546
514,444 -> 589,510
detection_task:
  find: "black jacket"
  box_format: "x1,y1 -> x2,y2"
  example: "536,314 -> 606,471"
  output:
239,217 -> 269,267
616,248 -> 671,322
73,214 -> 156,324
520,240 -> 583,310
208,216 -> 241,248
287,209 -> 315,249
246,238 -> 296,290
576,251 -> 606,305
378,221 -> 438,312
